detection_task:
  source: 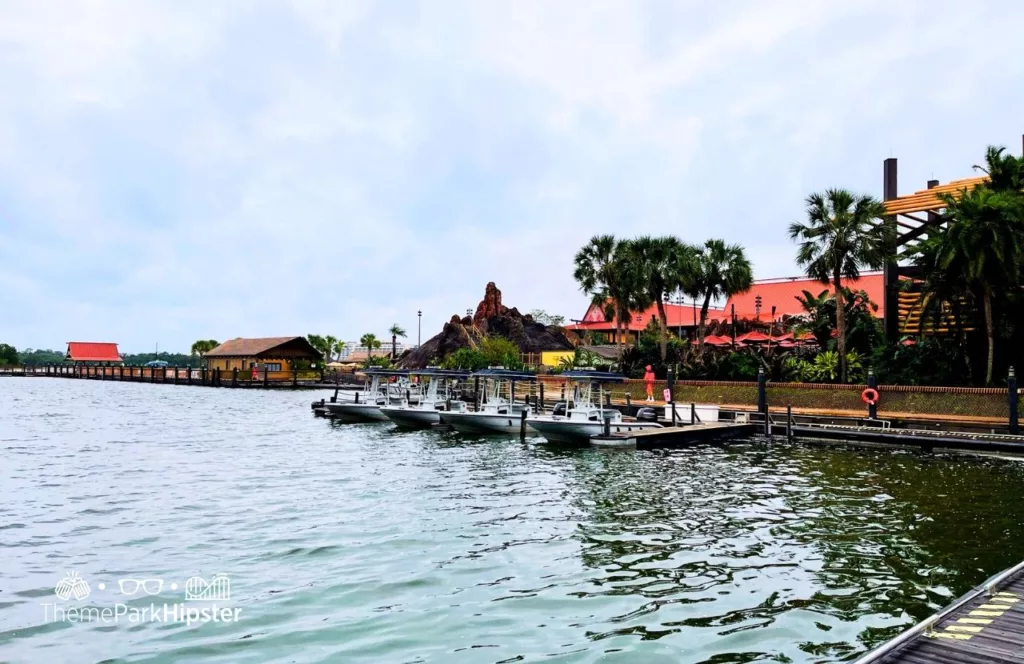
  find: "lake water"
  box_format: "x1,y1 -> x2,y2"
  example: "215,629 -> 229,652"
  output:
3,378 -> 1024,663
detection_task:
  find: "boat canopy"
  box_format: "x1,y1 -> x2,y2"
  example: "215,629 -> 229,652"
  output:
363,369 -> 411,376
472,368 -> 537,380
407,368 -> 472,378
559,370 -> 626,382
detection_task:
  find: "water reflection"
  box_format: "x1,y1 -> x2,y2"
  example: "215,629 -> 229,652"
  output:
4,378 -> 1024,664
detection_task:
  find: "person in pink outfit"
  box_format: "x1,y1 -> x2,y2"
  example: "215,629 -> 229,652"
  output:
643,365 -> 655,402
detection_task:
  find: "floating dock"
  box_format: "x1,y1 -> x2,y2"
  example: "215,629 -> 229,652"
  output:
790,422 -> 1024,454
590,422 -> 757,449
856,560 -> 1024,664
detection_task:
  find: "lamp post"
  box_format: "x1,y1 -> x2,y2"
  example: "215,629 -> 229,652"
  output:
417,310 -> 422,347
675,291 -> 683,339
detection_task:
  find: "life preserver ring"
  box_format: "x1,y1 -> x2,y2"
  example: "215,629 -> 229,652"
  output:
861,388 -> 879,405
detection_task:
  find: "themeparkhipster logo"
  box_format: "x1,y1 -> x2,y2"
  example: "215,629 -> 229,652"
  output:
43,572 -> 241,626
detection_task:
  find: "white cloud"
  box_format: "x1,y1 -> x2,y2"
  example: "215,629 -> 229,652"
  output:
0,0 -> 1022,351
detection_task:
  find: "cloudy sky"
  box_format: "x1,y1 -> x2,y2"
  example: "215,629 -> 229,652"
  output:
1,0 -> 1022,353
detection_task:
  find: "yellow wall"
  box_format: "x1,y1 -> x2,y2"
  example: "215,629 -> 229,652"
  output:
541,351 -> 574,367
206,357 -> 296,372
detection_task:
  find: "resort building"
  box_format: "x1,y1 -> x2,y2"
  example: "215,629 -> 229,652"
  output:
565,274 -> 886,343
65,342 -> 122,365
203,337 -> 323,372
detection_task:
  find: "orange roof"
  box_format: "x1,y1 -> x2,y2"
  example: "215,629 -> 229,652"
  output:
569,274 -> 887,332
882,176 -> 987,216
566,301 -> 725,332
723,273 -> 884,320
66,342 -> 121,363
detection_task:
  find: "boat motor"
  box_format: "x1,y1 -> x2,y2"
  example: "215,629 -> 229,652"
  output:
635,407 -> 659,422
551,402 -> 567,417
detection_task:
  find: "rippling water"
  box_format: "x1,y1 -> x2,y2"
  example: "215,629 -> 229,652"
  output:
3,378 -> 1024,663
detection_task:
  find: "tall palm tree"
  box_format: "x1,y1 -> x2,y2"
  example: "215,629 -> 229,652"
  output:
974,145 -> 1024,193
789,189 -> 893,383
628,236 -> 698,360
574,235 -> 627,358
323,335 -> 339,362
389,324 -> 407,360
685,239 -> 753,353
924,187 -> 1024,384
360,333 -> 381,359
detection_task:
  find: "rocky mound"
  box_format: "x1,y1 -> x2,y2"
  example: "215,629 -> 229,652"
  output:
399,283 -> 574,368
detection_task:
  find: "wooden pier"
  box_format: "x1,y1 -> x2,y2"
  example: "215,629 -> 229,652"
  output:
855,560 -> 1024,663
590,421 -> 757,449
4,364 -> 340,390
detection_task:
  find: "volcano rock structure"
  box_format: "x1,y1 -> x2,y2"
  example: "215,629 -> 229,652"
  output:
399,283 -> 574,369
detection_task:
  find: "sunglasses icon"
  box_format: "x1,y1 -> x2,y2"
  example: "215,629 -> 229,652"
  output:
118,578 -> 164,596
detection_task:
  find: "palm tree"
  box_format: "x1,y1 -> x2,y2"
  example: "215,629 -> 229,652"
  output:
628,236 -> 697,360
974,145 -> 1024,193
922,187 -> 1024,384
789,189 -> 893,383
388,324 -> 407,359
323,335 -> 339,362
574,235 -> 628,358
685,239 -> 753,353
190,339 -> 219,366
360,333 -> 381,358
190,339 -> 219,356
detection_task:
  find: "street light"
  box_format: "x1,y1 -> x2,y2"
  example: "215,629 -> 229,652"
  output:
417,310 -> 422,347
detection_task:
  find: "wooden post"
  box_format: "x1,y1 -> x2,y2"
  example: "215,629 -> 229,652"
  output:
511,380 -> 516,404
520,408 -> 528,440
539,383 -> 545,412
757,367 -> 768,434
292,368 -> 298,387
474,376 -> 480,412
787,405 -> 793,442
187,366 -> 192,385
671,401 -> 677,427
263,367 -> 269,388
163,366 -> 168,383
355,392 -> 360,404
232,368 -> 238,387
867,369 -> 878,420
1010,367 -> 1019,435
691,402 -> 696,425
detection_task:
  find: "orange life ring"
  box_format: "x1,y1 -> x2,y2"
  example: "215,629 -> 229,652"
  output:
861,388 -> 879,405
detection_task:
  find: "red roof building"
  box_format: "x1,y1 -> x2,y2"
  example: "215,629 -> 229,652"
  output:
66,342 -> 122,363
566,273 -> 885,343
723,272 -> 884,320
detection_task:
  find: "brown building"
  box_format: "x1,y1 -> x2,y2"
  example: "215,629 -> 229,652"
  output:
203,337 -> 322,373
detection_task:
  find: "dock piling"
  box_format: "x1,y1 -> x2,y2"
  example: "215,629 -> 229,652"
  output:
787,405 -> 793,442
520,409 -> 527,440
539,383 -> 544,412
1010,367 -> 1019,435
867,369 -> 878,420
671,401 -> 677,427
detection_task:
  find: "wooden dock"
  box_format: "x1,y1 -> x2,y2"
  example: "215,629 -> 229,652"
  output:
855,560 -> 1024,663
590,422 -> 757,449
790,422 -> 1024,454
5,364 -> 341,390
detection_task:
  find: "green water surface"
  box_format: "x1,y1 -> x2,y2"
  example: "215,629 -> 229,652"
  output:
2,379 -> 1023,663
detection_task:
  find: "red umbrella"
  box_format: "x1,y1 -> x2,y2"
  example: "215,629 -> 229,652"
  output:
737,331 -> 772,343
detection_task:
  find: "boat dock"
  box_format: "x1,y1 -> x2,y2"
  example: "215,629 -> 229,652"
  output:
855,560 -> 1024,664
590,421 -> 757,449
791,422 -> 1024,453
